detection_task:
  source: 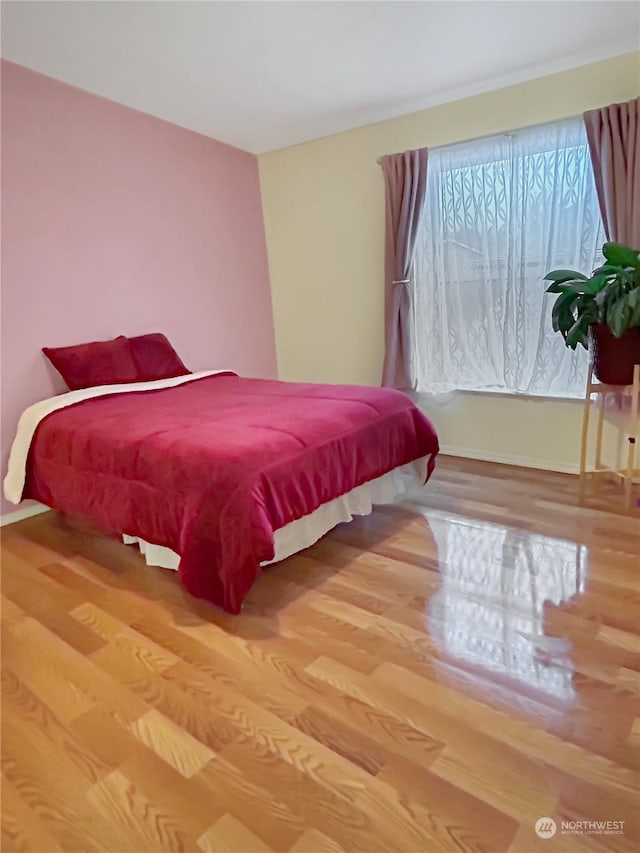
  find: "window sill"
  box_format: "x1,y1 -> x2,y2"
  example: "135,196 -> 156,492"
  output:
412,387 -> 585,404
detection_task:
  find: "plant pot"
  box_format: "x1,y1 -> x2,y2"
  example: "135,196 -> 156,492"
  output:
590,323 -> 640,385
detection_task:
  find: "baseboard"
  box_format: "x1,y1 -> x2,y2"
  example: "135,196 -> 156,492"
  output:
439,445 -> 579,475
1,501 -> 50,527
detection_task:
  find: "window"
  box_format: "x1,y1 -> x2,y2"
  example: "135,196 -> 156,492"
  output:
411,117 -> 605,397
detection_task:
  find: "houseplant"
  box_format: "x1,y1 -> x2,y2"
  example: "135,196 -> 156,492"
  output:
545,241 -> 640,385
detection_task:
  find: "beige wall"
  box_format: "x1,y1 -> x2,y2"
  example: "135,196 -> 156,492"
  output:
259,53 -> 640,472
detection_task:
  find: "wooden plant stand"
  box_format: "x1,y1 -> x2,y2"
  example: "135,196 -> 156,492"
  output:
579,363 -> 640,509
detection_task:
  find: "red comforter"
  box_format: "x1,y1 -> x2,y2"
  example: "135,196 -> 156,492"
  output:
25,374 -> 439,612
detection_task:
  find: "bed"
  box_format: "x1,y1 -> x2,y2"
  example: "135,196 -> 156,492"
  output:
4,370 -> 439,612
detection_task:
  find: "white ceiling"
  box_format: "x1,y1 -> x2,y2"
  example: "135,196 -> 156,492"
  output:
1,1 -> 638,154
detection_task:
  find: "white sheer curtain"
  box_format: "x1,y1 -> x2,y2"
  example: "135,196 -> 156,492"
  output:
411,117 -> 605,397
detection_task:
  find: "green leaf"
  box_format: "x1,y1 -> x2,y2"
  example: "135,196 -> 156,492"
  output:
545,282 -> 565,294
592,264 -> 620,275
544,269 -> 587,283
606,297 -> 633,337
572,275 -> 607,295
582,274 -> 610,295
603,279 -> 623,305
592,264 -> 633,281
626,288 -> 640,309
603,242 -> 640,269
565,317 -> 589,350
546,280 -> 585,294
551,293 -> 577,333
547,274 -> 609,295
630,301 -> 640,328
626,289 -> 640,327
581,298 -> 600,324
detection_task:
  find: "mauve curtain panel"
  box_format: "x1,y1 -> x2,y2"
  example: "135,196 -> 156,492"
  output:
379,147 -> 429,389
584,97 -> 640,247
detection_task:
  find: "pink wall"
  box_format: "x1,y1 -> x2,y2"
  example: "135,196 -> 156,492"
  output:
1,60 -> 277,516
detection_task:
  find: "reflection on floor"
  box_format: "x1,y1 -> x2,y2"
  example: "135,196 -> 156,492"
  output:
426,513 -> 585,700
1,456 -> 639,853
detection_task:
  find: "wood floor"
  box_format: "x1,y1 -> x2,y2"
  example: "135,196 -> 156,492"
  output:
1,457 -> 639,853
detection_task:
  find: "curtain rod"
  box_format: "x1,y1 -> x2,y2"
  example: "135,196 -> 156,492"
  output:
377,111 -> 586,164
429,112 -> 586,153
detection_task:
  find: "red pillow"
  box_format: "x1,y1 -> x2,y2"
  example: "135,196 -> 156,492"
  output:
43,336 -> 139,391
127,333 -> 190,381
